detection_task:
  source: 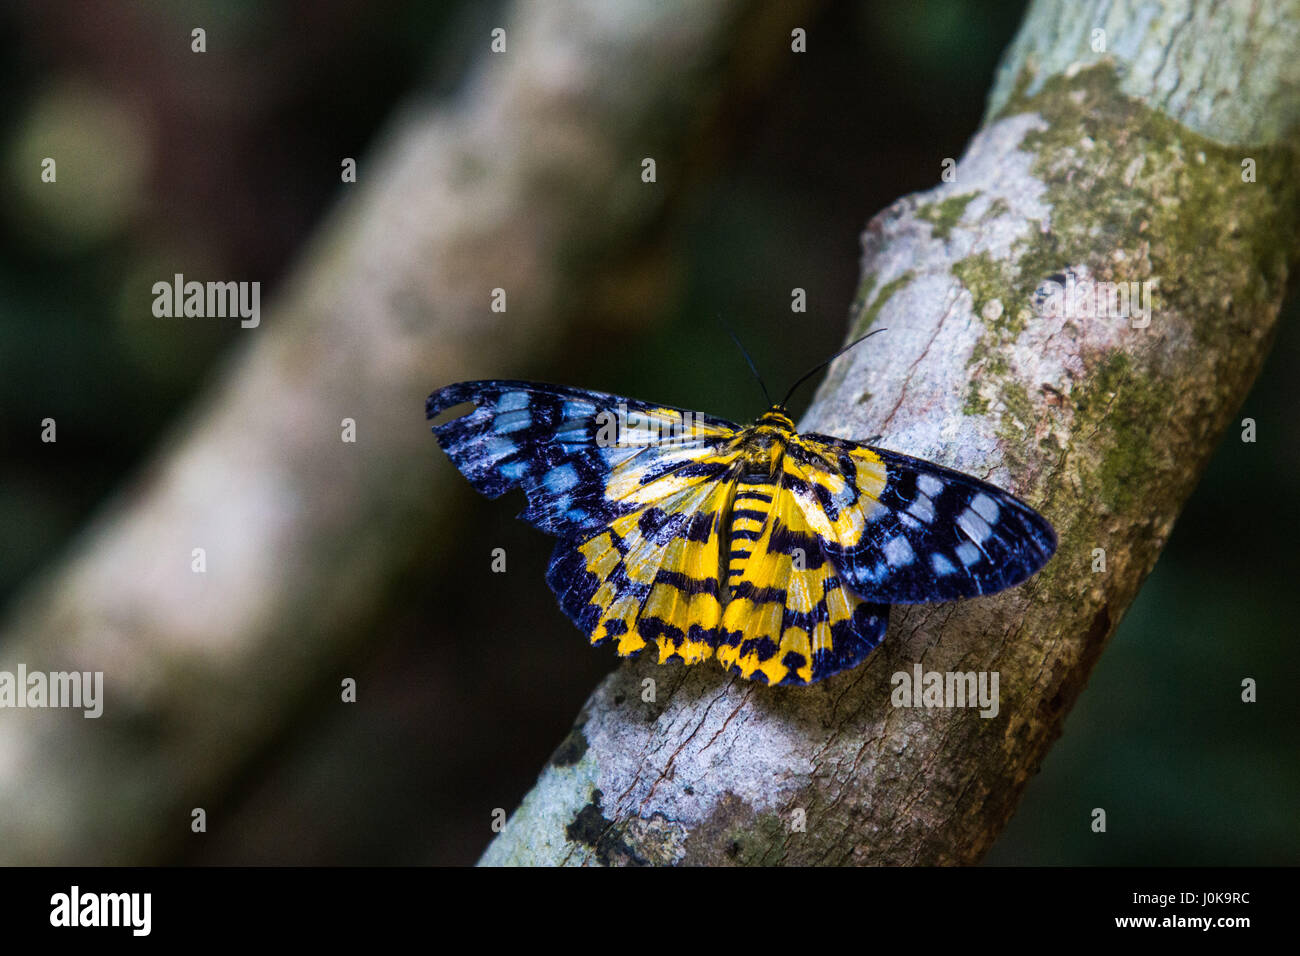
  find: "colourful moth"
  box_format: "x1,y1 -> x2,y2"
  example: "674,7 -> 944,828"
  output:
426,378 -> 1056,686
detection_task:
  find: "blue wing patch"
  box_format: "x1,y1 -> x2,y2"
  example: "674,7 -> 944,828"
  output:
801,438 -> 1057,603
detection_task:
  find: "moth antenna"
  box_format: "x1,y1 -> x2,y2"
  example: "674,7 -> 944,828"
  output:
718,317 -> 774,408
779,327 -> 887,409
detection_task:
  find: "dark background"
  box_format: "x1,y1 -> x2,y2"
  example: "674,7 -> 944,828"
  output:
1,0 -> 1295,865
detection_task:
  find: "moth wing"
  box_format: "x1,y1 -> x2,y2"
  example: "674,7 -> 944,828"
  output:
785,433 -> 1056,603
427,380 -> 740,539
546,470 -> 737,668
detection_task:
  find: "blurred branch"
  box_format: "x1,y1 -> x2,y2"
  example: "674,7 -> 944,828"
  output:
0,0 -> 817,864
482,0 -> 1300,865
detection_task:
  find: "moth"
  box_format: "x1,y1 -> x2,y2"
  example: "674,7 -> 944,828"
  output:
427,349 -> 1056,686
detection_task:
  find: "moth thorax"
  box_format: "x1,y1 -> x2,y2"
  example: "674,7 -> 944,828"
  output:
739,431 -> 785,482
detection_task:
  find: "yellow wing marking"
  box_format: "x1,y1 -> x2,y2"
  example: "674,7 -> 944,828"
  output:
575,475 -> 732,664
640,530 -> 723,666
781,436 -> 888,548
602,438 -> 742,508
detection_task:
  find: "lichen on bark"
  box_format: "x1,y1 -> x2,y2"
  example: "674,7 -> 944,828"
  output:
915,192 -> 980,241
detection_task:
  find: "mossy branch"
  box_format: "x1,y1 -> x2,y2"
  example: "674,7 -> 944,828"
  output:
482,0 -> 1300,865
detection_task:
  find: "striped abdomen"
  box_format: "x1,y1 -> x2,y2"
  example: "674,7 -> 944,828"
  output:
726,481 -> 774,592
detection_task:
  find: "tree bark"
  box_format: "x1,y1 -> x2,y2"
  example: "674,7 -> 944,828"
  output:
480,0 -> 1300,865
0,0 -> 817,864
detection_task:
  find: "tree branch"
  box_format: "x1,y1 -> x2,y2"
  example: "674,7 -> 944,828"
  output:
481,0 -> 1300,865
